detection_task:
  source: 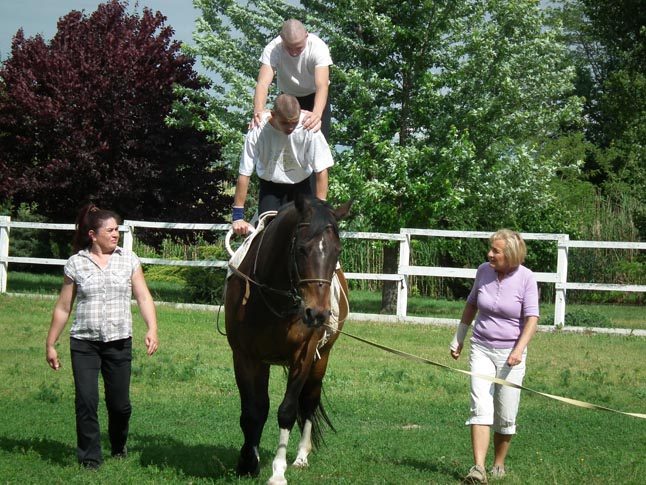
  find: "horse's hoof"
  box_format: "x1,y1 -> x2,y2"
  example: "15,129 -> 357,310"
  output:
237,464 -> 260,478
292,457 -> 309,468
237,449 -> 260,477
267,478 -> 288,485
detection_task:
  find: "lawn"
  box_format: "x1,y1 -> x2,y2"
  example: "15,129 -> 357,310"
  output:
0,294 -> 644,484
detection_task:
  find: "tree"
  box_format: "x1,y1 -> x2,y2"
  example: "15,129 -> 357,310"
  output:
557,0 -> 646,236
0,0 -> 230,224
184,0 -> 583,309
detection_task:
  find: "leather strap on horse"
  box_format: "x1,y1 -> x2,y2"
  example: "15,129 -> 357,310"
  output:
336,328 -> 646,420
228,263 -> 302,317
228,264 -> 253,306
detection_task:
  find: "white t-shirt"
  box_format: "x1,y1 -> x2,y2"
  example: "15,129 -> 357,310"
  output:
260,33 -> 333,97
239,112 -> 334,184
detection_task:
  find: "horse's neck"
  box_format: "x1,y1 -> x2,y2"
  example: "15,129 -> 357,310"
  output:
253,212 -> 299,282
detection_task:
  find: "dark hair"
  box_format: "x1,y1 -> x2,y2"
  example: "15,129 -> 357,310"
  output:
72,204 -> 122,253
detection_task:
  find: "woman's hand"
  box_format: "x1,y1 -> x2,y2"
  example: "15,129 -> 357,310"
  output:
507,349 -> 523,366
145,330 -> 159,356
46,345 -> 61,370
450,343 -> 462,360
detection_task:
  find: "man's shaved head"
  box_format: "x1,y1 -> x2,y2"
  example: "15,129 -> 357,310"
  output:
280,19 -> 307,44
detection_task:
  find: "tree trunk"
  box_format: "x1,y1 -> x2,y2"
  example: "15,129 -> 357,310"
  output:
380,243 -> 398,314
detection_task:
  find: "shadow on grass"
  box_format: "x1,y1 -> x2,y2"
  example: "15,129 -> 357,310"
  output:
132,433 -> 243,479
0,436 -> 76,466
399,457 -> 464,482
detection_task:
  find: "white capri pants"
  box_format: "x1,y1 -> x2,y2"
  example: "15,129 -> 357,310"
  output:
466,341 -> 527,435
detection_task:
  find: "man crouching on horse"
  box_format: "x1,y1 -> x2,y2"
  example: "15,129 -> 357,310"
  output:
231,93 -> 334,235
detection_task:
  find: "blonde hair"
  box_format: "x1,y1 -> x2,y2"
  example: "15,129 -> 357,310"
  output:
490,229 -> 526,268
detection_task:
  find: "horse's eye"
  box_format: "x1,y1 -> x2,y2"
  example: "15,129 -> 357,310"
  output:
297,245 -> 309,256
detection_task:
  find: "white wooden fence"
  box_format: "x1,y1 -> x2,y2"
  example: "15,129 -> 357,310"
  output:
1,215 -> 645,329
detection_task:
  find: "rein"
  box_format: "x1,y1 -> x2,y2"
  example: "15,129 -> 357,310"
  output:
230,221 -> 335,318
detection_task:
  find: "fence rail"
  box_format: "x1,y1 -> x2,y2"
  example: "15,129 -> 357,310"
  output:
1,215 -> 645,328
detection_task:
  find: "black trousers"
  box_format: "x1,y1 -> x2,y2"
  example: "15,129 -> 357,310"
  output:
258,177 -> 313,215
295,92 -> 331,141
70,337 -> 132,465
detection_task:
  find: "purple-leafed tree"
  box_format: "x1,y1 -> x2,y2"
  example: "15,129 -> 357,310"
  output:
0,0 -> 230,224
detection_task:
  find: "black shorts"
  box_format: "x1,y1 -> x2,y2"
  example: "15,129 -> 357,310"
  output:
258,178 -> 313,215
295,92 -> 331,141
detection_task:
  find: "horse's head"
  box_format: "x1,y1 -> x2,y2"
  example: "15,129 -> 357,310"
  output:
291,194 -> 352,327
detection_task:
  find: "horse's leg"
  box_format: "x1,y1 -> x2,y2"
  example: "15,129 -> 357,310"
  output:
293,351 -> 332,468
293,416 -> 314,468
267,344 -> 317,485
233,353 -> 270,477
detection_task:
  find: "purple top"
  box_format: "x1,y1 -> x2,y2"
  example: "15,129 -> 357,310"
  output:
467,262 -> 540,348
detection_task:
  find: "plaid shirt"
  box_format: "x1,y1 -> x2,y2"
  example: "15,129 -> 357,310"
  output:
64,247 -> 140,342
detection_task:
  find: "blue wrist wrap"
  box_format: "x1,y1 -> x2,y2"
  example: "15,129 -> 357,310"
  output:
232,207 -> 244,222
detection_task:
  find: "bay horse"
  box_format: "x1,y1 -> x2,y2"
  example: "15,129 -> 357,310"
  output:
225,194 -> 351,485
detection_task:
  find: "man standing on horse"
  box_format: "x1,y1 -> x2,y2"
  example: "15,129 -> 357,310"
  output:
249,19 -> 332,140
232,93 -> 334,236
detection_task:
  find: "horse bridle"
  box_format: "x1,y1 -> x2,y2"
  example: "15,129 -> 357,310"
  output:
288,222 -> 336,288
230,222 -> 336,318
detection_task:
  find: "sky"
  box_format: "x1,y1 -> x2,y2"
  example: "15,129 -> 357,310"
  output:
0,0 -> 202,61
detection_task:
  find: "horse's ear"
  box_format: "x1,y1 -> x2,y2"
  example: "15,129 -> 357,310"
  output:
294,192 -> 310,215
333,199 -> 353,221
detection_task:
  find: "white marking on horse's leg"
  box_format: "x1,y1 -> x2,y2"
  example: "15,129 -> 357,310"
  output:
267,428 -> 290,485
293,419 -> 312,468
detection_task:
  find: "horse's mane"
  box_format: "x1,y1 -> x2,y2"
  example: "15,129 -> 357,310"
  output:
308,198 -> 339,238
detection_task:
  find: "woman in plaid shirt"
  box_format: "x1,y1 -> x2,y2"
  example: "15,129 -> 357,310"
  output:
46,204 -> 159,470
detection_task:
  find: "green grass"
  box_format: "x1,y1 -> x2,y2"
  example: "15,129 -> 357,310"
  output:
0,294 -> 644,484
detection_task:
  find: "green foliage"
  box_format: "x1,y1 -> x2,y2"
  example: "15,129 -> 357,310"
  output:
181,0 -> 583,241
564,308 -> 613,328
1,203 -> 71,275
3,203 -> 53,259
311,0 -> 583,236
0,0 -> 230,223
184,267 -> 227,304
133,234 -> 230,304
142,265 -> 187,285
556,0 -> 646,237
183,0 -> 587,313
562,192 -> 644,304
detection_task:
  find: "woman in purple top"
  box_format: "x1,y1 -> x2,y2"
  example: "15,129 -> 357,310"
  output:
449,229 -> 539,484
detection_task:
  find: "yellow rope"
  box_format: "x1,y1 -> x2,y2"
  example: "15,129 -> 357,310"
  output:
336,328 -> 646,420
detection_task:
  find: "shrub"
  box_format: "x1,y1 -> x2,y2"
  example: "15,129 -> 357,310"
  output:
184,268 -> 227,304
143,265 -> 187,285
564,308 -> 613,328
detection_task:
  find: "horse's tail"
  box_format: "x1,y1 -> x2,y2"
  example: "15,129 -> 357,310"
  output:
297,384 -> 335,449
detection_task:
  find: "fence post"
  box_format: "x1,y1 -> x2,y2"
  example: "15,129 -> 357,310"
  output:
397,231 -> 410,319
121,220 -> 134,252
0,216 -> 10,294
554,234 -> 569,327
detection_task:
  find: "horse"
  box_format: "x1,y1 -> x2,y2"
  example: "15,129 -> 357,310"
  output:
224,194 -> 351,485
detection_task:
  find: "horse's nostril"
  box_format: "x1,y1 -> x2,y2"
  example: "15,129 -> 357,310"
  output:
304,308 -> 330,327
